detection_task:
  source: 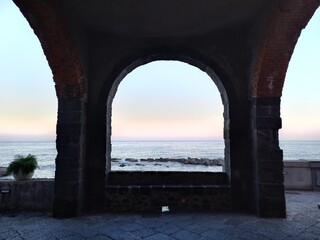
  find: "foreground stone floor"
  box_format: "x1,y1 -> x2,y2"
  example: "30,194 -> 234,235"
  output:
0,191 -> 319,240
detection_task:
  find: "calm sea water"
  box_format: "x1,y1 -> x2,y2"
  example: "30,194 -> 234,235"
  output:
0,140 -> 319,178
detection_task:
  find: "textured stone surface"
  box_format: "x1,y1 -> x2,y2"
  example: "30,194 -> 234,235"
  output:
251,96 -> 286,217
107,171 -> 228,185
284,160 -> 313,190
0,172 -> 231,213
105,185 -> 231,212
0,191 -> 319,240
0,180 -> 54,212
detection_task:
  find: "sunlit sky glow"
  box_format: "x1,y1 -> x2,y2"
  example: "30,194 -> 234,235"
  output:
0,1 -> 319,141
111,61 -> 223,141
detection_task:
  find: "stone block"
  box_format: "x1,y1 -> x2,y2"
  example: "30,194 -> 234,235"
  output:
252,97 -> 281,106
310,161 -> 320,191
0,179 -> 54,212
256,116 -> 282,129
256,148 -> 283,162
283,160 -> 312,190
259,183 -> 285,198
57,111 -> 83,124
54,180 -> 83,198
258,160 -> 283,172
58,99 -> 85,112
140,186 -> 151,195
55,156 -> 83,171
56,123 -> 83,136
259,171 -> 284,184
256,106 -> 280,117
53,197 -> 82,218
54,167 -> 83,182
258,197 -> 286,218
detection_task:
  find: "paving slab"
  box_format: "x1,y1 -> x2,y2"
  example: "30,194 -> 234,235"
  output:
0,191 -> 319,240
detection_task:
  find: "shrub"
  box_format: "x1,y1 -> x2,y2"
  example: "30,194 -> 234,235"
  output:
6,154 -> 38,175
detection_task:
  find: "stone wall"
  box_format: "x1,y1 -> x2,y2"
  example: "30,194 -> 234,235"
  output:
105,171 -> 231,212
0,179 -> 54,212
107,171 -> 228,185
106,185 -> 231,213
1,163 -> 320,214
284,160 -> 320,191
0,172 -> 231,213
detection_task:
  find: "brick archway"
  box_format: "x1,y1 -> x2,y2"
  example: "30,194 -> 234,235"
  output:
13,0 -> 87,217
10,0 -> 320,218
250,1 -> 320,217
13,0 -> 86,99
251,1 -> 319,98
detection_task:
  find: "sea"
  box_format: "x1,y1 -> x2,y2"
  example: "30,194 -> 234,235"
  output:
0,140 -> 319,179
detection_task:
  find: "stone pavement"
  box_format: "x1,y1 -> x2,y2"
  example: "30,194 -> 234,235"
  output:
0,191 -> 319,240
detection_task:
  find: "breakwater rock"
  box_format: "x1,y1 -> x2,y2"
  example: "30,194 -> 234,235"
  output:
111,157 -> 224,166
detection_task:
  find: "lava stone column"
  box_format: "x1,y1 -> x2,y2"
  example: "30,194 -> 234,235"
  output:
83,100 -> 107,213
251,97 -> 285,218
53,98 -> 86,218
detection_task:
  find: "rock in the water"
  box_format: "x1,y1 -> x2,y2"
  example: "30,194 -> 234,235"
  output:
156,158 -> 169,162
135,163 -> 145,166
111,158 -> 121,162
125,158 -> 138,162
141,158 -> 155,162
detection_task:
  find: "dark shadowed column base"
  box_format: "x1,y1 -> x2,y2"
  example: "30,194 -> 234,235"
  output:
251,97 -> 286,218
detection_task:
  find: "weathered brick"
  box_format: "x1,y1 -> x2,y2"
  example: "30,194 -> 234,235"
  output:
13,0 -> 86,100
251,0 -> 319,97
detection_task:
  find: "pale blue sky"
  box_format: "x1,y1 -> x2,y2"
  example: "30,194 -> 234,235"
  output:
112,61 -> 223,141
0,1 -> 319,141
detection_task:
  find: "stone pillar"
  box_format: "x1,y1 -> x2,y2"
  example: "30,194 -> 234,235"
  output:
229,103 -> 252,212
53,99 -> 86,218
83,101 -> 106,213
251,97 -> 286,217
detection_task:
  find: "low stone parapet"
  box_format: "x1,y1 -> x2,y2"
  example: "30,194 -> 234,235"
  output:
0,179 -> 54,212
283,160 -> 320,191
105,171 -> 231,212
0,162 -> 319,214
105,184 -> 232,212
107,171 -> 228,185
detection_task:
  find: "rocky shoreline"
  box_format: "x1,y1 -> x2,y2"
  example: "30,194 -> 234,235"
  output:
112,157 -> 224,167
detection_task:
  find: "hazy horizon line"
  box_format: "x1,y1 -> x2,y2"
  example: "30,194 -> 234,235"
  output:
0,139 -> 319,143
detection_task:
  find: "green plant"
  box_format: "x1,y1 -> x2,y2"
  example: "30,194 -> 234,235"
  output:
6,154 -> 38,175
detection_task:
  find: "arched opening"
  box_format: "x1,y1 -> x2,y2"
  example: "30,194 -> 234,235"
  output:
111,60 -> 224,172
104,56 -> 231,212
106,56 -> 230,176
0,1 -> 57,178
280,7 -> 320,159
280,7 -> 320,192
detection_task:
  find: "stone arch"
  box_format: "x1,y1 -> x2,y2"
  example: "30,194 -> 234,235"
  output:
249,1 -> 320,217
13,0 -> 88,217
11,0 -> 316,218
13,0 -> 86,99
251,1 -> 319,97
106,53 -> 231,176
